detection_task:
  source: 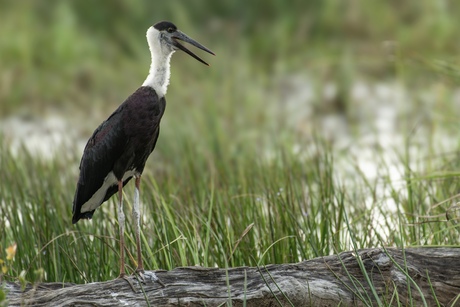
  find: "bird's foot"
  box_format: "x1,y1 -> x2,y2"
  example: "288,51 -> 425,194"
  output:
118,273 -> 137,292
133,269 -> 165,288
134,268 -> 146,283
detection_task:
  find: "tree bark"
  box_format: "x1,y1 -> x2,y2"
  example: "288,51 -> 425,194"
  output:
4,247 -> 460,306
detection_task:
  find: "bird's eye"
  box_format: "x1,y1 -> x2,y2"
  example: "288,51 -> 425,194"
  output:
167,27 -> 174,33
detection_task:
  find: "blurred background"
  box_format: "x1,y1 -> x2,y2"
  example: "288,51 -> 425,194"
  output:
1,0 -> 459,151
1,0 -> 460,283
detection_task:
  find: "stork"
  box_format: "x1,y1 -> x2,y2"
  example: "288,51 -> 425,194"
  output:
72,21 -> 214,280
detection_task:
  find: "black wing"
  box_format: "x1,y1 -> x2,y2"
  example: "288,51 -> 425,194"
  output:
72,86 -> 166,224
72,107 -> 129,223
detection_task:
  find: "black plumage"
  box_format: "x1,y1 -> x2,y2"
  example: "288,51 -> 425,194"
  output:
72,86 -> 165,223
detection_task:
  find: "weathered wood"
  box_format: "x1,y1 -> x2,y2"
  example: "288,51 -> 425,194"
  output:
4,247 -> 460,306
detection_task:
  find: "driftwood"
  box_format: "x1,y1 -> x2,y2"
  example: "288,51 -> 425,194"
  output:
4,247 -> 460,306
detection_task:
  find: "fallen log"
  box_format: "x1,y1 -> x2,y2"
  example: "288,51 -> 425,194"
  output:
4,247 -> 460,306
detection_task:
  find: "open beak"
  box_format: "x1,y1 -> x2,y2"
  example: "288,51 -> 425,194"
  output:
172,31 -> 215,66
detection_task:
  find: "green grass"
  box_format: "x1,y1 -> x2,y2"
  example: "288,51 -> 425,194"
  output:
1,1 -> 460,305
1,130 -> 459,284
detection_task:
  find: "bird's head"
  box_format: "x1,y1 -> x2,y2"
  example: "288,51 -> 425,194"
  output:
147,21 -> 215,65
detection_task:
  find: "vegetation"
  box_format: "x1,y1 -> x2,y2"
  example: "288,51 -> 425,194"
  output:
1,1 -> 460,304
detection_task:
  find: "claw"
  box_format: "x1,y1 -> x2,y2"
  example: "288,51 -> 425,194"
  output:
118,274 -> 137,292
134,269 -> 146,283
134,270 -> 166,288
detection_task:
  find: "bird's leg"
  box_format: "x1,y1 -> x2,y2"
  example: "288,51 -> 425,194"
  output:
133,175 -> 145,278
132,176 -> 166,287
117,180 -> 127,278
117,180 -> 137,291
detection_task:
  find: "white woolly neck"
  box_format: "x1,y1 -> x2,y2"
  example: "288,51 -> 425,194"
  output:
142,27 -> 175,97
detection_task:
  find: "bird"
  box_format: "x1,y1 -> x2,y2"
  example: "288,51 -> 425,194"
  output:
72,21 -> 214,280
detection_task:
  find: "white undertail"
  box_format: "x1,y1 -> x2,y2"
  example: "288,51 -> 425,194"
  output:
80,170 -> 135,213
142,27 -> 175,97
